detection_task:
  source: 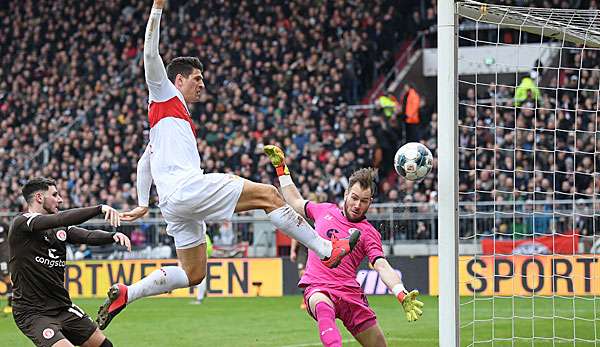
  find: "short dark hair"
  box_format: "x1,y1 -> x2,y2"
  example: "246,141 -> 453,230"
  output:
166,57 -> 204,83
347,168 -> 378,197
22,177 -> 56,203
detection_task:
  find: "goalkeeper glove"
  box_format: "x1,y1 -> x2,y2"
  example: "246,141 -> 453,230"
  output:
264,145 -> 290,176
395,286 -> 424,322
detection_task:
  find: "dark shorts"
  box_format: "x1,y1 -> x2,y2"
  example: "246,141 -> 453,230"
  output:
295,245 -> 308,270
13,304 -> 97,347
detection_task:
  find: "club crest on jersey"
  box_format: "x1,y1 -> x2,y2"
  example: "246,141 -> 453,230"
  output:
326,229 -> 340,238
42,328 -> 55,339
56,230 -> 67,242
348,228 -> 361,235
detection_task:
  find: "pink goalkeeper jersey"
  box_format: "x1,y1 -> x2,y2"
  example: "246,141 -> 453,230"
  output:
298,202 -> 385,288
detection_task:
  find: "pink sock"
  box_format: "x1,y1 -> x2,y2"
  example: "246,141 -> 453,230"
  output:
314,302 -> 342,347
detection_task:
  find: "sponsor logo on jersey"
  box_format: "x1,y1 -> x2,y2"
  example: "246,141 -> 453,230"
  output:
42,328 -> 54,339
35,255 -> 65,268
324,214 -> 333,221
56,230 -> 67,242
48,248 -> 59,259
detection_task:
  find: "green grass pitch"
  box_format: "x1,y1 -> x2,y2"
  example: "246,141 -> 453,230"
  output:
0,296 -> 598,346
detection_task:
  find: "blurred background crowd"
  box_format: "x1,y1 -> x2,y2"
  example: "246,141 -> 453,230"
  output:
0,0 -> 598,248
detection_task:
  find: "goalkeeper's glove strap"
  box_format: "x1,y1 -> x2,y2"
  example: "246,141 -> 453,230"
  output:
392,283 -> 407,302
396,290 -> 409,303
275,165 -> 289,177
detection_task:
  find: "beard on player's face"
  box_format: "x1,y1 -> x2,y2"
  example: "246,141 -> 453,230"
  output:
343,198 -> 370,222
41,192 -> 61,214
343,186 -> 372,222
42,197 -> 58,214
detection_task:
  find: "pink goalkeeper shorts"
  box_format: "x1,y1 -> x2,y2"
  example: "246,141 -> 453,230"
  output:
303,284 -> 378,336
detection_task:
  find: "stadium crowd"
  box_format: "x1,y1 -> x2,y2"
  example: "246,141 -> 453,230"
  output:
0,0 -> 598,244
0,0 -> 425,214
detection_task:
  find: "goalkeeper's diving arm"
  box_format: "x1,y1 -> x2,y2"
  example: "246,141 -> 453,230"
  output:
373,257 -> 424,322
278,178 -> 309,220
263,146 -> 309,219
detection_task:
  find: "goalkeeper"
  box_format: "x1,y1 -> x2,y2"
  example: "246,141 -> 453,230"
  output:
265,145 -> 424,347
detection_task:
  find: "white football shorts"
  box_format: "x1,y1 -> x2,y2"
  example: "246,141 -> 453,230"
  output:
160,173 -> 244,249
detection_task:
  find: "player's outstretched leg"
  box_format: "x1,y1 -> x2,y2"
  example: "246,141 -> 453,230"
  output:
308,293 -> 343,347
97,265 -> 193,329
315,302 -> 342,347
195,278 -> 207,304
234,180 -> 360,268
97,244 -> 205,329
96,283 -> 128,330
96,247 -> 206,329
323,232 -> 360,268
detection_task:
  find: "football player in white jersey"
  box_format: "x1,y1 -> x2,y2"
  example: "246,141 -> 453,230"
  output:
96,0 -> 360,330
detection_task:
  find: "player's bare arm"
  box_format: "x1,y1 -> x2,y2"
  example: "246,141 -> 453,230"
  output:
120,206 -> 149,222
290,238 -> 298,262
263,145 -> 309,219
373,258 -> 424,322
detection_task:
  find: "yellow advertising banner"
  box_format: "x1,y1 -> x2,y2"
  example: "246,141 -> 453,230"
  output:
57,258 -> 282,298
429,255 -> 600,296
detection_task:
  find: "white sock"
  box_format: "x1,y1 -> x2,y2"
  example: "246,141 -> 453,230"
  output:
197,278 -> 207,301
268,205 -> 332,259
127,266 -> 190,303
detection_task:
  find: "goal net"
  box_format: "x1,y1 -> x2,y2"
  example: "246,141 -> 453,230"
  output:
451,1 -> 600,345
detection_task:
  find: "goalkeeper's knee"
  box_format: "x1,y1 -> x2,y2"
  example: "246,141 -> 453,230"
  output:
100,338 -> 113,347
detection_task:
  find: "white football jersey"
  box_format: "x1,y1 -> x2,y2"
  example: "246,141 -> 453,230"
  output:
146,69 -> 202,204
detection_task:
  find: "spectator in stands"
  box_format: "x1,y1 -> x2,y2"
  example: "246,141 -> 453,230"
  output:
401,83 -> 422,142
1,0 -> 596,243
515,71 -> 541,106
0,0 -> 410,216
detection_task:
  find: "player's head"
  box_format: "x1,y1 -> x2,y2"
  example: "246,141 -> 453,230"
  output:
22,177 -> 62,214
343,168 -> 377,222
167,57 -> 205,104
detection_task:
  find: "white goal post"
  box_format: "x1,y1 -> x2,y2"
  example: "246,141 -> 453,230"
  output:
438,0 -> 460,346
438,1 -> 600,346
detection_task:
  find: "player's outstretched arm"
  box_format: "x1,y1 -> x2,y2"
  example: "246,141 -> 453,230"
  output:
120,206 -> 149,222
67,226 -> 131,251
136,145 -> 152,209
25,205 -> 120,232
121,145 -> 152,222
153,0 -> 166,9
264,145 -> 308,219
373,258 -> 424,322
144,0 -> 168,85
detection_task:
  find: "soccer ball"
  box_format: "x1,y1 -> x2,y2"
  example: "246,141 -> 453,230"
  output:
394,142 -> 433,181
